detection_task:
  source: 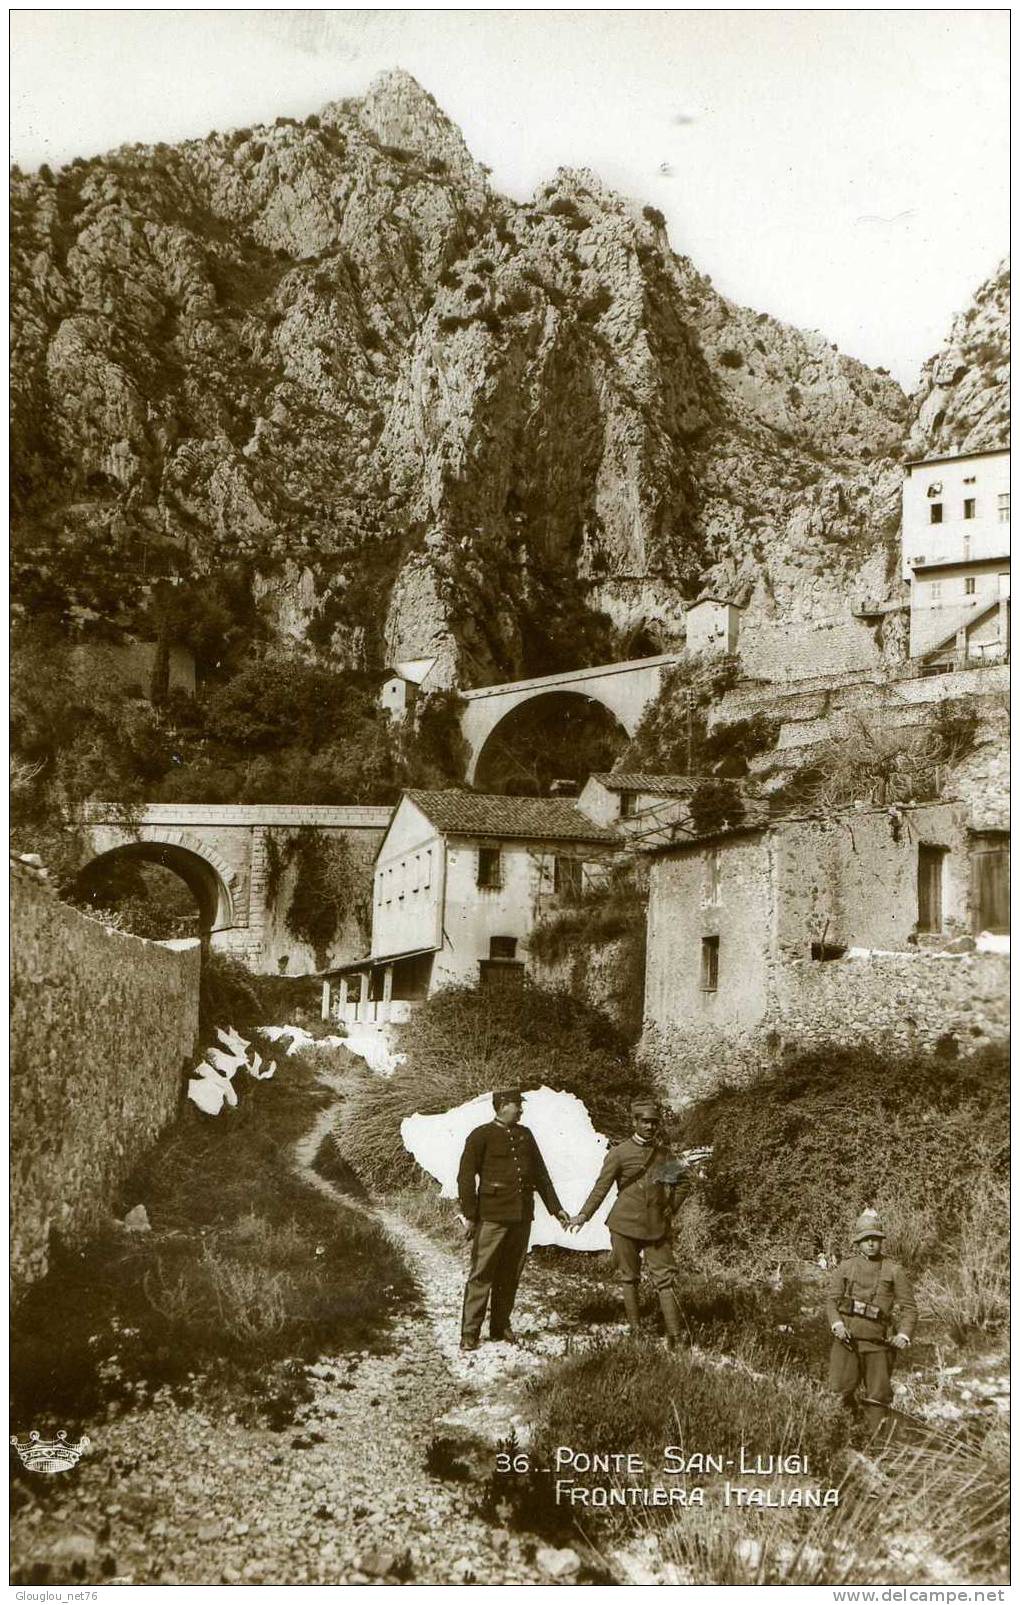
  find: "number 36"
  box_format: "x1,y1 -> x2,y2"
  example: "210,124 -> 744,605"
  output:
495,1452 -> 531,1473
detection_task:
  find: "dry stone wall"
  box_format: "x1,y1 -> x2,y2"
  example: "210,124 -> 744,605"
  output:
10,861 -> 201,1299
642,950 -> 1010,1107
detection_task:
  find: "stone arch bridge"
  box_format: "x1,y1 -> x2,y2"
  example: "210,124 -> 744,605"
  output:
460,653 -> 683,783
82,804 -> 391,974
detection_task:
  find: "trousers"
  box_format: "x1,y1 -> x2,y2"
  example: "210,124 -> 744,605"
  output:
610,1230 -> 676,1289
828,1340 -> 895,1433
461,1219 -> 531,1340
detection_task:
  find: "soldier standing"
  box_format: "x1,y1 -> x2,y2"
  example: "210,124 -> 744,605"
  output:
457,1088 -> 569,1351
568,1095 -> 685,1348
826,1209 -> 917,1434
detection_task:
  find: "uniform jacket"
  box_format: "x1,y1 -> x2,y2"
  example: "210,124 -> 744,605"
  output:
578,1137 -> 681,1240
457,1120 -> 564,1225
826,1254 -> 917,1351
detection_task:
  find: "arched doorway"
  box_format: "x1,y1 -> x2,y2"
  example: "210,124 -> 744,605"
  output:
73,841 -> 233,941
472,691 -> 629,795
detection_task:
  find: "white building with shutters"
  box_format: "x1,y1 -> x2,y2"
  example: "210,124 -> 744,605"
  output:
902,447 -> 1010,663
326,790 -> 619,1022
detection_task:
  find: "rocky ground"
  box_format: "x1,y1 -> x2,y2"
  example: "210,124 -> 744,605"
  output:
10,1068 -> 1009,1587
9,1077 -> 609,1586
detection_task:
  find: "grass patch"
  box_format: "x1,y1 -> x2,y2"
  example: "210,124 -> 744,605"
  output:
11,1044 -> 417,1435
336,982 -> 636,1192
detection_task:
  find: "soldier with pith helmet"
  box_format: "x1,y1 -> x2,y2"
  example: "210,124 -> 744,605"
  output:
826,1208 -> 917,1433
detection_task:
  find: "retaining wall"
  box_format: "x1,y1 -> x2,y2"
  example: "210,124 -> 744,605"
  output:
642,949 -> 1010,1106
10,861 -> 201,1299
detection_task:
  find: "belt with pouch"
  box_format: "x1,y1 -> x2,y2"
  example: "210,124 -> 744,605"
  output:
837,1295 -> 887,1325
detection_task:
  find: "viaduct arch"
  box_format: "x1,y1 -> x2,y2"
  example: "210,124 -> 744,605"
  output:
82,804 -> 391,973
459,653 -> 683,784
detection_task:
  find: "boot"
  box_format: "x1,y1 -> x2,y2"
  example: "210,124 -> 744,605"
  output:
659,1288 -> 683,1349
621,1284 -> 642,1335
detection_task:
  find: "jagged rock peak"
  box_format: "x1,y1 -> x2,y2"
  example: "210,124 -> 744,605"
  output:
908,255 -> 1010,458
349,68 -> 488,185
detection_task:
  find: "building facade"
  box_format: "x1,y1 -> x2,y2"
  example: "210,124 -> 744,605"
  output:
902,447 -> 1010,662
578,772 -> 701,839
641,801 -> 1009,1103
327,790 -> 619,1023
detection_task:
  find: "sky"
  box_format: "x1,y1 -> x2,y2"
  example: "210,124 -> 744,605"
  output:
9,9 -> 1009,389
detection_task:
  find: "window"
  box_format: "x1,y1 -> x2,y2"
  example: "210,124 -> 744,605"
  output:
619,790 -> 637,819
554,856 -> 582,899
965,577 -> 976,595
929,582 -> 942,601
998,492 -> 1010,523
963,498 -> 976,520
477,847 -> 502,889
701,935 -> 719,992
963,475 -> 976,485
917,845 -> 947,933
489,935 -> 518,960
705,848 -> 722,906
929,503 -> 943,524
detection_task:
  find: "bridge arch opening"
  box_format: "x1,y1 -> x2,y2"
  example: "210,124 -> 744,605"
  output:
472,690 -> 630,795
74,842 -> 233,940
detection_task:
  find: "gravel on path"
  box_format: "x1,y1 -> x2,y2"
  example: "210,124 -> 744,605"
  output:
10,1072 -> 594,1586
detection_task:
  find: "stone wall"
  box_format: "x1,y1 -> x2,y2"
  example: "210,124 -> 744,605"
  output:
10,861 -> 201,1299
642,950 -> 1010,1106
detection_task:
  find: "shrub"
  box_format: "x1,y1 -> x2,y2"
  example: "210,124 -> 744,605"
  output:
688,778 -> 745,834
916,1170 -> 1009,1338
642,204 -> 666,229
336,982 -> 634,1192
464,282 -> 484,302
719,348 -> 745,369
678,1044 -> 1009,1262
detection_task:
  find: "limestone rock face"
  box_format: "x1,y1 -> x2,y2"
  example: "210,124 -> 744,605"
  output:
907,257 -> 1010,458
8,73 -> 1002,686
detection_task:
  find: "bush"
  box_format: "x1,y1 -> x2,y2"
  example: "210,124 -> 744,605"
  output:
678,1044 -> 1009,1262
719,349 -> 745,369
336,982 -> 635,1192
642,204 -> 666,230
917,1170 -> 1009,1338
688,778 -> 745,834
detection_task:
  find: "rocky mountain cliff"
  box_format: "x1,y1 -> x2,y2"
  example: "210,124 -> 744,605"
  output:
906,257 -> 1010,460
9,71 -> 1006,688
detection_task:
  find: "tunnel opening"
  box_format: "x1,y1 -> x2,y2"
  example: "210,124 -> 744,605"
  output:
472,691 -> 629,796
73,843 -> 228,941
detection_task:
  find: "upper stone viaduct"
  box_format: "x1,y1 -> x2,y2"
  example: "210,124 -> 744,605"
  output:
460,653 -> 684,782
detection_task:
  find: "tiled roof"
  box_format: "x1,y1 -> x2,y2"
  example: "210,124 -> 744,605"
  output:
404,790 -> 620,844
590,772 -> 701,797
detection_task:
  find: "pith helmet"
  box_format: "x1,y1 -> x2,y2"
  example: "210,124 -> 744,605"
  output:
852,1210 -> 886,1244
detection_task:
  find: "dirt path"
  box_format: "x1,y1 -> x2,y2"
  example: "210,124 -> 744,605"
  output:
11,1076 -> 589,1587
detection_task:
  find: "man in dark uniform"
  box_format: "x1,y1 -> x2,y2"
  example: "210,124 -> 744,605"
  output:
568,1095 -> 685,1347
457,1088 -> 569,1351
826,1209 -> 917,1434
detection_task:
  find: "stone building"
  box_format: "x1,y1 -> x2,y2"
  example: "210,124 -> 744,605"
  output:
578,771 -> 701,838
641,800 -> 1010,1104
326,790 -> 619,1023
902,446 -> 1010,663
378,656 -> 439,722
686,597 -> 741,657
